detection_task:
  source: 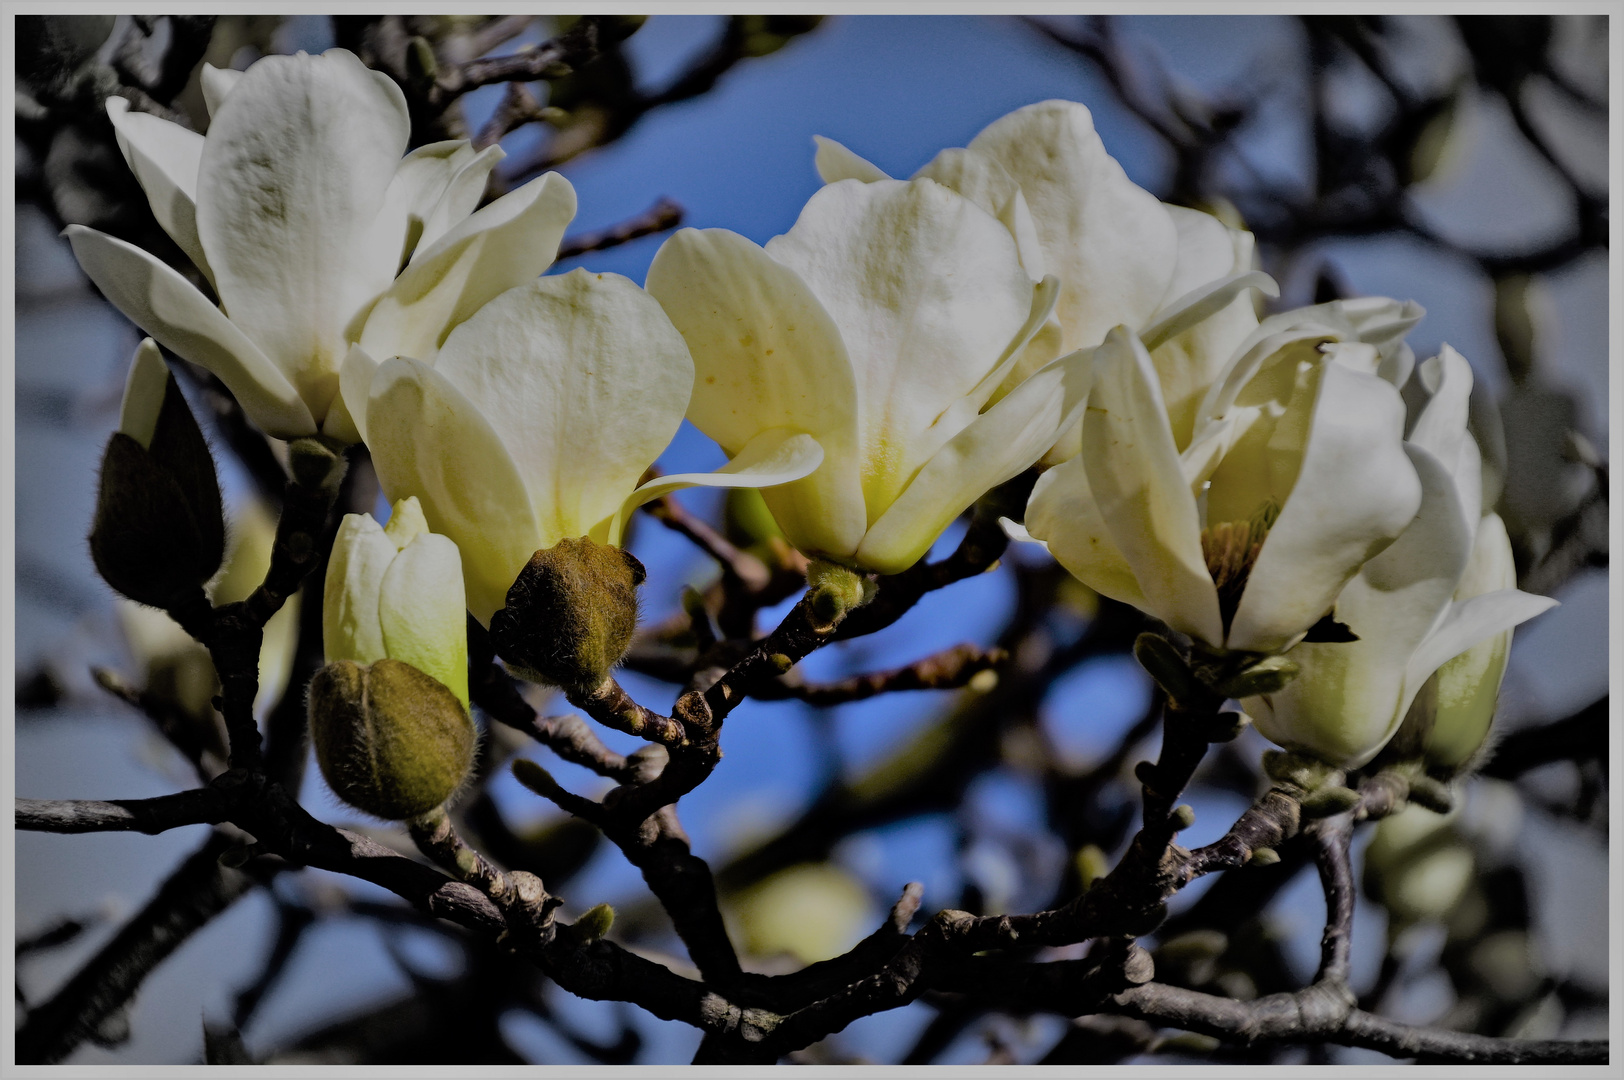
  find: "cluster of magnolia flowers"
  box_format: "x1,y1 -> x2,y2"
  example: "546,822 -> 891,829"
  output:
81,49 -> 1554,824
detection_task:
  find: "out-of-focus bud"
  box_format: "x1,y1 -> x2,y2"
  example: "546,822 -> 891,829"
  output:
488,537 -> 646,694
90,339 -> 226,610
727,863 -> 874,965
1363,804 -> 1475,934
738,14 -> 824,57
307,658 -> 475,820
117,497 -> 300,729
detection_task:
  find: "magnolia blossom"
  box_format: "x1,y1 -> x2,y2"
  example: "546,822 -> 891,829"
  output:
66,48 -> 575,441
342,270 -> 823,624
813,99 -> 1276,460
647,175 -> 1091,575
1242,347 -> 1557,767
1021,298 -> 1431,656
324,496 -> 469,707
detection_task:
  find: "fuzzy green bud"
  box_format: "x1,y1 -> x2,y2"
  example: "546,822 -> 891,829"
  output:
90,339 -> 225,609
308,658 -> 476,820
1300,785 -> 1361,819
806,559 -> 872,631
488,537 -> 646,693
568,903 -> 616,944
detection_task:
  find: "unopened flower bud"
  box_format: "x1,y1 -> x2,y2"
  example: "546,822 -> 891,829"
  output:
324,497 -> 469,707
489,537 -> 646,693
90,339 -> 225,609
806,559 -> 873,631
308,658 -> 475,820
1383,514 -> 1525,778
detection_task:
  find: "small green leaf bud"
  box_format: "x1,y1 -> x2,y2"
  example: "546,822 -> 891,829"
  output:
1214,655 -> 1299,700
1261,749 -> 1339,791
806,559 -> 872,631
1133,633 -> 1203,707
1300,785 -> 1361,819
308,658 -> 476,821
488,537 -> 646,694
90,340 -> 225,609
404,35 -> 438,82
1169,804 -> 1197,831
568,902 -> 616,943
1406,774 -> 1456,815
1248,846 -> 1280,867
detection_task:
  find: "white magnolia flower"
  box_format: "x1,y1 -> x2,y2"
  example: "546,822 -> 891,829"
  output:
813,99 -> 1277,460
324,496 -> 469,707
66,48 -> 576,442
341,269 -> 824,624
647,176 -> 1091,575
1242,347 -> 1557,767
1022,298 -> 1431,656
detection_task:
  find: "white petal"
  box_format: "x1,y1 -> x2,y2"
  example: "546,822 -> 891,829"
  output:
857,345 -> 1093,575
608,429 -> 825,547
911,275 -> 1061,466
379,532 -> 470,707
765,177 -> 1033,516
66,225 -> 315,437
1247,445 -> 1472,766
418,143 -> 505,254
1025,454 -> 1150,610
358,171 -> 576,364
968,99 -> 1178,352
999,516 -> 1048,552
383,495 -> 430,549
813,135 -> 890,183
1228,362 -> 1424,653
119,338 -> 169,449
913,146 -> 1046,278
200,64 -> 243,119
197,47 -> 411,417
330,343 -> 380,446
1141,271 -> 1277,354
1408,345 -> 1481,528
1082,327 -> 1223,644
647,226 -> 868,560
1406,588 -> 1557,701
432,269 -> 692,545
105,96 -> 212,283
365,356 -> 541,626
323,512 -> 397,665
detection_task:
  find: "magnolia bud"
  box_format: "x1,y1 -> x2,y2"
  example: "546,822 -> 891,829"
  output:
1381,514 -> 1525,778
90,340 -> 225,609
323,498 -> 469,708
308,659 -> 475,820
488,537 -> 645,693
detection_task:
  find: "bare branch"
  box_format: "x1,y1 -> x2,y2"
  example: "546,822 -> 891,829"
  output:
555,198 -> 685,260
751,643 -> 1006,706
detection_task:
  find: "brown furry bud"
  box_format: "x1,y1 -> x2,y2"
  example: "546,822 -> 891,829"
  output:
308,659 -> 476,821
488,537 -> 645,693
